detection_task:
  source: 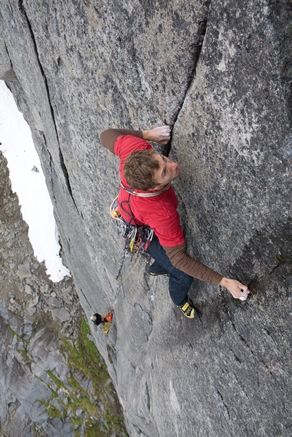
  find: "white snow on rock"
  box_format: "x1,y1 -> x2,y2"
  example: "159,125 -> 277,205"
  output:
0,81 -> 70,282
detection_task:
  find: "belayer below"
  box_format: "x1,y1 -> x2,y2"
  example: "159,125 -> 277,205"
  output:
91,310 -> 114,334
100,126 -> 250,319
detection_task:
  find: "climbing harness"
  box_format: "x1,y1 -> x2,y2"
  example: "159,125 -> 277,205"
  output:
110,196 -> 153,285
111,182 -> 171,287
110,197 -> 154,254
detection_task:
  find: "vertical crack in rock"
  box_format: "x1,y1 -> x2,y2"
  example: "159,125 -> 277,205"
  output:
215,388 -> 231,420
78,287 -> 95,311
39,131 -> 53,184
230,320 -> 254,355
17,0 -> 79,213
231,320 -> 275,377
59,148 -> 79,213
165,15 -> 209,156
233,352 -> 242,364
145,382 -> 151,411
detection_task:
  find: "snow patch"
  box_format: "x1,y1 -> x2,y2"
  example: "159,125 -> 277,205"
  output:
0,81 -> 70,282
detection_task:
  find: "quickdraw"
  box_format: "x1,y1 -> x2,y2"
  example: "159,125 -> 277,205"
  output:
110,197 -> 153,284
110,197 -> 153,255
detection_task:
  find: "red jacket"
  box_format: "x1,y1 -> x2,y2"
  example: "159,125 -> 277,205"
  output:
100,128 -> 222,285
114,134 -> 185,247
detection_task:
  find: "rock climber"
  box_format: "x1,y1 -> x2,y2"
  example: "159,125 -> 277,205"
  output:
91,310 -> 114,334
100,126 -> 250,318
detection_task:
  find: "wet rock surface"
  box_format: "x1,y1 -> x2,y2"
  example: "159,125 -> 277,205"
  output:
0,1 -> 292,436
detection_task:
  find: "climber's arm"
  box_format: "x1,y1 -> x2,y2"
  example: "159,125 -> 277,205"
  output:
100,128 -> 143,153
100,126 -> 171,152
165,243 -> 250,301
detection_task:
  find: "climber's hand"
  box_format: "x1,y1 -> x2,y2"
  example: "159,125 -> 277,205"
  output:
142,126 -> 171,144
220,277 -> 250,301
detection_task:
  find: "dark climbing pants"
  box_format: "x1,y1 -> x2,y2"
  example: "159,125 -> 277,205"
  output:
148,234 -> 193,306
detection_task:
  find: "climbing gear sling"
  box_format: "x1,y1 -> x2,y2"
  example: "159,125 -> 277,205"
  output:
110,197 -> 153,259
110,182 -> 171,285
120,181 -> 171,197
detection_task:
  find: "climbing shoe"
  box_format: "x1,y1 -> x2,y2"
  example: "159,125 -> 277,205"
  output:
149,271 -> 170,277
179,301 -> 195,319
146,264 -> 170,277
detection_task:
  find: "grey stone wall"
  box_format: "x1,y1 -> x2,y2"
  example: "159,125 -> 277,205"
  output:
0,1 -> 291,436
0,152 -> 126,436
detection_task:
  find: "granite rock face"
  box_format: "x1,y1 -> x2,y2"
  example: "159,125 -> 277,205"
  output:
0,152 -> 126,436
1,1 -> 292,436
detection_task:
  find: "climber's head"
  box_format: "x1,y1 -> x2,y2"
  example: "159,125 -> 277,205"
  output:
124,150 -> 180,190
